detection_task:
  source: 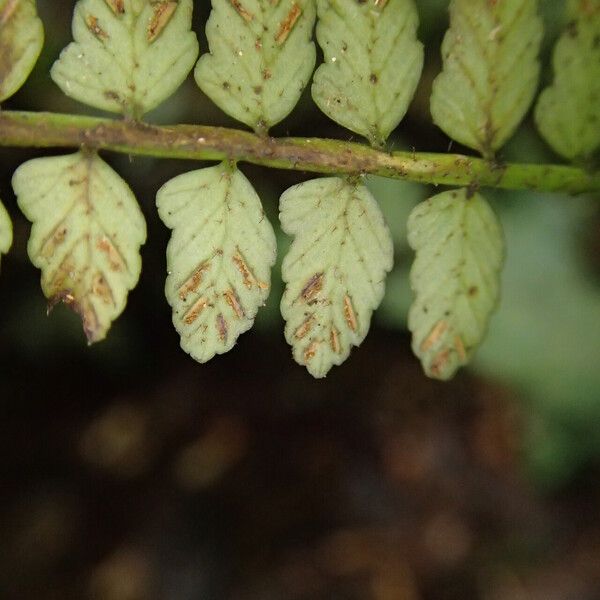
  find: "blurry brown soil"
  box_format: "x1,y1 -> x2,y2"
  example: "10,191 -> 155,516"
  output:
1,330 -> 599,600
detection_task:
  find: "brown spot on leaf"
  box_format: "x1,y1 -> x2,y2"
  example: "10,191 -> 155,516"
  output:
275,2 -> 301,45
294,316 -> 314,340
304,341 -> 318,362
301,273 -> 324,303
47,258 -> 76,297
178,262 -> 210,301
468,286 -> 478,297
183,296 -> 208,325
229,0 -> 253,22
420,320 -> 448,353
430,349 -> 451,378
454,335 -> 467,362
0,0 -> 19,27
147,1 -> 177,42
104,90 -> 122,103
41,226 -> 68,258
85,15 -> 109,40
330,327 -> 340,354
92,272 -> 114,305
232,250 -> 257,289
217,313 -> 228,343
97,236 -> 124,272
104,0 -> 125,15
232,250 -> 267,290
224,289 -> 244,318
566,20 -> 579,37
343,295 -> 357,332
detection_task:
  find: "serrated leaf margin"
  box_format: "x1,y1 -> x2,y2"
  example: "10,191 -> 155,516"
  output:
50,0 -> 199,117
407,188 -> 504,380
312,0 -> 423,147
156,161 -> 277,363
280,176 -> 394,378
430,0 -> 543,157
195,0 -> 316,133
12,150 -> 147,342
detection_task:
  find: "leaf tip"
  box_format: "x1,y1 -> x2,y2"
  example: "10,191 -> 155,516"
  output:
47,289 -> 106,345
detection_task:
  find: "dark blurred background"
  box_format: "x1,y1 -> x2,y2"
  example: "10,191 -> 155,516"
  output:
1,1 -> 600,599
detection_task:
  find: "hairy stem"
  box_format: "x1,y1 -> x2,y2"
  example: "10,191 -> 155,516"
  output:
0,110 -> 598,194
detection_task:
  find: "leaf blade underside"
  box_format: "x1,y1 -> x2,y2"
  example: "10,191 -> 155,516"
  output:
12,151 -> 147,342
51,0 -> 199,117
156,161 -> 276,363
195,0 -> 316,133
430,0 -> 543,157
312,0 -> 423,147
407,188 -> 504,380
0,0 -> 44,102
280,176 -> 393,378
535,0 -> 600,161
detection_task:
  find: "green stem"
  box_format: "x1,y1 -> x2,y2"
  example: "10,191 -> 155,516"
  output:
0,110 -> 598,194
